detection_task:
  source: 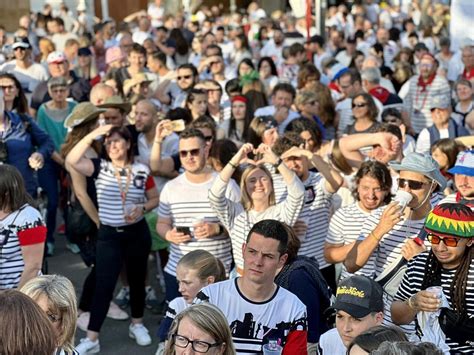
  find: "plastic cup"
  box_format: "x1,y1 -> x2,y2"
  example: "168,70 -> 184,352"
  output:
124,203 -> 136,223
394,190 -> 413,211
262,343 -> 283,355
427,286 -> 443,298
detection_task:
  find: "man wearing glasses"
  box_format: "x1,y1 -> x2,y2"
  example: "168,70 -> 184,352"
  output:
172,63 -> 198,109
391,203 -> 474,354
345,153 -> 447,329
156,128 -> 240,302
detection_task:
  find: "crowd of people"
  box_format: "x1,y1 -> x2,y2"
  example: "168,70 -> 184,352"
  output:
0,0 -> 473,354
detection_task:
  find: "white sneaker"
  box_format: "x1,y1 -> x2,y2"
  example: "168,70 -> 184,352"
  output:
115,286 -> 130,308
76,312 -> 90,332
107,301 -> 129,320
75,337 -> 100,354
129,323 -> 152,346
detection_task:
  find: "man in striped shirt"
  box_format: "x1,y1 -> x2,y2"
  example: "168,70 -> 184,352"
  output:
391,203 -> 474,353
156,128 -> 240,302
404,53 -> 451,134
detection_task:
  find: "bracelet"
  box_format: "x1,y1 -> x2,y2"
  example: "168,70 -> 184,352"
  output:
369,232 -> 381,242
228,161 -> 238,169
154,139 -> 162,145
407,295 -> 416,310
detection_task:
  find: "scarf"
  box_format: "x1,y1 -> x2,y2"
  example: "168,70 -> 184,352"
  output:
369,86 -> 390,104
417,72 -> 436,92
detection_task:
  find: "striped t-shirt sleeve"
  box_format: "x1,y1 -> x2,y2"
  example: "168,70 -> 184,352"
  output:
209,176 -> 243,231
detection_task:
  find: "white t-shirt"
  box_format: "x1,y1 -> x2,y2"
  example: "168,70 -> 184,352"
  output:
318,328 -> 346,355
0,61 -> 49,93
415,127 -> 450,155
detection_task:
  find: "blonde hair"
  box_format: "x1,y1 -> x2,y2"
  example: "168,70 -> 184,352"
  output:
240,165 -> 276,210
295,90 -> 318,108
164,303 -> 235,355
177,250 -> 226,283
21,275 -> 77,353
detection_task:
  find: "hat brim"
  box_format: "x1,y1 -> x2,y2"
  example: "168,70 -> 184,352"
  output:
332,300 -> 372,318
64,109 -> 107,129
48,60 -> 66,64
448,166 -> 474,177
97,102 -> 132,114
424,226 -> 472,239
389,162 -> 447,190
12,43 -> 30,50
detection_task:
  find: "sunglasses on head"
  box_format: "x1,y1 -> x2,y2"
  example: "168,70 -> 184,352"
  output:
398,178 -> 429,190
179,148 -> 201,158
427,233 -> 461,247
352,102 -> 367,108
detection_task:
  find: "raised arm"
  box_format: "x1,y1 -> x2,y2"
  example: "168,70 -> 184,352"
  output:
65,124 -> 113,177
150,119 -> 177,176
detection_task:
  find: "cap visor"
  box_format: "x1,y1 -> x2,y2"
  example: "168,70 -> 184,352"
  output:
333,301 -> 372,318
448,166 -> 474,177
12,43 -> 30,49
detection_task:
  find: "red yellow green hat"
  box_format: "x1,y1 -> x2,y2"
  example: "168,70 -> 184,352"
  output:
424,203 -> 474,239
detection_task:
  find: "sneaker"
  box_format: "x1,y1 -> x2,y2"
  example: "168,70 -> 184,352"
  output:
115,286 -> 130,308
66,242 -> 81,254
76,312 -> 90,332
107,301 -> 129,320
46,242 -> 54,257
129,323 -> 152,346
75,337 -> 100,354
145,286 -> 161,313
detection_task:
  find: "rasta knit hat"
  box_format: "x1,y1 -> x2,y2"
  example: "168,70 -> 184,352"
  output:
424,203 -> 474,239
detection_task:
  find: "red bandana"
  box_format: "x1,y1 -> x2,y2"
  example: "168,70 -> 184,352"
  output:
417,72 -> 436,92
463,67 -> 474,81
369,86 -> 390,104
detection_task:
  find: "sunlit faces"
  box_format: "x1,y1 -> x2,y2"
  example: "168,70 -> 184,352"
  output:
134,101 -> 155,133
431,148 -> 449,170
335,310 -> 382,348
397,171 -> 433,208
419,57 -> 435,79
357,175 -> 388,212
128,52 -> 146,69
300,130 -> 316,152
14,47 -> 29,61
282,155 -> 308,180
302,99 -> 320,116
188,93 -> 208,118
431,107 -> 450,126
0,78 -> 18,103
454,173 -> 474,199
338,75 -> 354,98
48,86 -> 69,102
259,61 -> 272,78
273,90 -> 293,109
245,168 -> 273,202
351,97 -> 369,118
261,127 -> 279,147
238,61 -> 253,77
48,62 -> 68,77
431,236 -> 472,270
177,69 -> 195,91
179,137 -> 206,173
176,266 -> 208,304
103,108 -> 125,127
231,101 -> 247,120
174,317 -> 225,355
242,232 -> 287,286
104,132 -> 130,161
456,83 -> 473,101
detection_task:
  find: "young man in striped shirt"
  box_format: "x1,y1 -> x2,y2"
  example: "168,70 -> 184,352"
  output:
391,203 -> 474,353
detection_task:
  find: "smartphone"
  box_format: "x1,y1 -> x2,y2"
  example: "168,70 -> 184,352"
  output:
170,119 -> 185,132
176,226 -> 191,235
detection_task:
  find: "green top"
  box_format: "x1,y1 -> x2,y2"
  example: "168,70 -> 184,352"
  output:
37,100 -> 77,151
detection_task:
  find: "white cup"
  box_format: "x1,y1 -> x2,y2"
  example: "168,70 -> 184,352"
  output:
262,343 -> 282,355
427,286 -> 443,298
394,190 -> 413,211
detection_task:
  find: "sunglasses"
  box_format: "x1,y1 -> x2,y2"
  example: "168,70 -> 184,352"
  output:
398,178 -> 429,190
352,102 -> 367,108
177,75 -> 192,81
384,118 -> 400,124
179,148 -> 201,158
427,233 -> 461,247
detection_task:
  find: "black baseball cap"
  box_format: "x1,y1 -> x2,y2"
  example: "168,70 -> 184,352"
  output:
333,276 -> 384,318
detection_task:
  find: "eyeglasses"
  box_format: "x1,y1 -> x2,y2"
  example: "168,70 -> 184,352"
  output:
398,178 -> 430,190
177,75 -> 192,81
352,102 -> 367,108
427,233 -> 461,247
51,88 -> 67,94
384,118 -> 400,124
172,334 -> 221,353
46,311 -> 62,323
0,85 -> 16,91
179,148 -> 201,158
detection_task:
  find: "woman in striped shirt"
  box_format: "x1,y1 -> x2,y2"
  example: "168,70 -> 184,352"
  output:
209,142 -> 305,275
66,124 -> 159,353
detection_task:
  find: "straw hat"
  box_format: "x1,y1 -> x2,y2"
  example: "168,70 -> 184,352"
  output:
97,95 -> 132,114
64,102 -> 106,129
123,73 -> 153,96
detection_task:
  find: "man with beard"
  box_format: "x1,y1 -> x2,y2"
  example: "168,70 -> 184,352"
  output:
171,63 -> 198,109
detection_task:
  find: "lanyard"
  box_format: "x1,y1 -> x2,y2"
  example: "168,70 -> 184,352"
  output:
414,84 -> 429,111
114,166 -> 131,211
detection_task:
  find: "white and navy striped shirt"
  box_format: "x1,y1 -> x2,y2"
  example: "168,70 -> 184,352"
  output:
326,202 -> 376,280
394,251 -> 474,353
92,159 -> 155,227
0,205 -> 46,289
276,172 -> 334,268
159,172 -> 241,276
209,174 -> 305,270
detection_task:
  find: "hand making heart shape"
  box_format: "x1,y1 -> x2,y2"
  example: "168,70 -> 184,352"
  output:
229,143 -> 280,167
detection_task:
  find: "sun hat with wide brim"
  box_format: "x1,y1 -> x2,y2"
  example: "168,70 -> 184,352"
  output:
389,152 -> 447,190
123,73 -> 153,96
64,102 -> 106,129
97,95 -> 132,114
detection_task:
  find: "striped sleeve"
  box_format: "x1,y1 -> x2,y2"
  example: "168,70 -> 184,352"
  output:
208,175 -> 244,231
157,183 -> 172,219
326,208 -> 345,245
275,174 -> 305,227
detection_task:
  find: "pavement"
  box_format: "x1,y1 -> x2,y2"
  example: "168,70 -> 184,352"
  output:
48,234 -> 165,355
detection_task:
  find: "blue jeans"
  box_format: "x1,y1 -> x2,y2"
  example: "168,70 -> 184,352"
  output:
37,159 -> 60,244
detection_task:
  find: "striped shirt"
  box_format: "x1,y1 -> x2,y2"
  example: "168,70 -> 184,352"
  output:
209,174 -> 305,270
326,202 -> 376,280
0,205 -> 46,289
159,172 -> 241,275
92,159 -> 155,227
276,172 -> 334,268
358,206 -> 429,330
394,251 -> 474,353
404,74 -> 451,134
